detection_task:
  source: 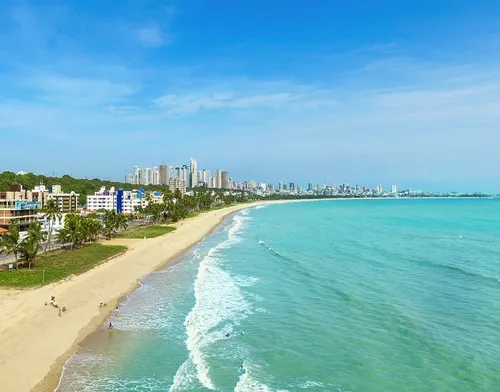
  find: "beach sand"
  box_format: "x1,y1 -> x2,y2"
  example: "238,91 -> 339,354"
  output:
0,202 -> 278,392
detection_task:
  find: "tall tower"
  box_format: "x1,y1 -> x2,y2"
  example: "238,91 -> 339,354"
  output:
189,158 -> 198,188
133,166 -> 141,185
215,169 -> 222,189
159,164 -> 167,185
203,169 -> 210,185
221,171 -> 229,189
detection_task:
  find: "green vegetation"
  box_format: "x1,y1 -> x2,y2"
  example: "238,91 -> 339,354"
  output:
119,225 -> 177,239
43,199 -> 62,251
0,222 -> 46,270
137,188 -> 254,224
57,214 -> 104,250
0,170 -> 167,205
0,244 -> 126,288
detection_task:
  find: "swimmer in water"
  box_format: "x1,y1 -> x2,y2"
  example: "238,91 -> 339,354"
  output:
225,333 -> 230,338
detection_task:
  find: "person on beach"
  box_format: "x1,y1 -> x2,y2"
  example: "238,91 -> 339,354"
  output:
50,296 -> 55,306
108,322 -> 114,330
99,303 -> 103,308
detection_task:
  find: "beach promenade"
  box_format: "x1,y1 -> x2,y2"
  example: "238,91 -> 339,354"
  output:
0,202 -> 268,392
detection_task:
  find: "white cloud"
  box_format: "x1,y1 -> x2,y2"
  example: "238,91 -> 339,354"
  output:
26,75 -> 138,106
136,25 -> 167,47
153,92 -> 299,114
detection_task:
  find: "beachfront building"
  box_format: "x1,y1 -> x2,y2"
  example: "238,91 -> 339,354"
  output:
0,185 -> 43,231
33,184 -> 79,212
86,187 -> 149,214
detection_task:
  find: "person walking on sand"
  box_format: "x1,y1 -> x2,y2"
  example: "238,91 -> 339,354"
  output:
108,322 -> 114,330
58,308 -> 62,317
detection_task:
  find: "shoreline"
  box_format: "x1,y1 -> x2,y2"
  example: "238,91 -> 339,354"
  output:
0,197 -> 492,392
0,201 -> 283,392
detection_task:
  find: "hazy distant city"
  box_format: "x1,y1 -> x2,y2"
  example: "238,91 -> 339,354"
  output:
124,158 -> 483,199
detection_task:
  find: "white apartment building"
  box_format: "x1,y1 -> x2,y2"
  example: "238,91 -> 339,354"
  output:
86,187 -> 148,214
126,174 -> 135,184
203,170 -> 210,185
190,158 -> 198,188
152,167 -> 160,185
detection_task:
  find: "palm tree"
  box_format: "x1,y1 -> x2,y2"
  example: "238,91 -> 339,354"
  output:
57,213 -> 82,250
115,213 -> 128,232
21,222 -> 45,269
102,210 -> 124,240
43,199 -> 62,252
0,222 -> 22,270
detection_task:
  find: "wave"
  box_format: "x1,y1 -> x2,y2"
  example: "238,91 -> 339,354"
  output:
436,262 -> 499,283
255,205 -> 268,210
258,240 -> 358,303
297,380 -> 352,391
234,362 -> 281,392
170,213 -> 254,391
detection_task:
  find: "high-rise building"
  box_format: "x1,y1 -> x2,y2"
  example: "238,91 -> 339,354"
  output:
209,177 -> 216,188
221,171 -> 229,189
203,169 -> 210,185
190,158 -> 198,188
278,181 -> 284,191
308,183 -> 313,191
391,185 -> 397,194
377,185 -> 383,193
159,164 -> 168,185
125,174 -> 135,184
133,166 -> 141,185
152,167 -> 160,185
289,182 -> 295,192
169,177 -> 186,194
215,169 -> 222,189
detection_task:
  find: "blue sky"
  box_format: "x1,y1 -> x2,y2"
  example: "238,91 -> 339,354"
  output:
1,0 -> 499,192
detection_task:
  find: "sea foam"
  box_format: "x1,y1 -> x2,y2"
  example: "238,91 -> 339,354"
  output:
170,213 -> 254,391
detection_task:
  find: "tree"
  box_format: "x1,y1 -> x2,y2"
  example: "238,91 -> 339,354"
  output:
0,222 -> 22,270
102,210 -> 127,240
43,199 -> 62,252
20,222 -> 45,269
57,213 -> 82,250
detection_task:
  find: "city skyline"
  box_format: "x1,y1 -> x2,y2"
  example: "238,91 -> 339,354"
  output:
1,1 -> 500,193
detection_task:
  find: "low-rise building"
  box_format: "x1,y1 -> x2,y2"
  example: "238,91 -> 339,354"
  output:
86,187 -> 149,213
33,185 -> 79,212
0,185 -> 43,230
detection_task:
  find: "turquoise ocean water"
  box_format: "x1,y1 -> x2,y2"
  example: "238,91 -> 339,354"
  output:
57,199 -> 500,392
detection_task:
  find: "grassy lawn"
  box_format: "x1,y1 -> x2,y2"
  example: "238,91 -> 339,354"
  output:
119,225 -> 176,239
0,243 -> 127,288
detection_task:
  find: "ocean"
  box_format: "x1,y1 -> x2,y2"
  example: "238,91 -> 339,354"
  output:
57,199 -> 500,392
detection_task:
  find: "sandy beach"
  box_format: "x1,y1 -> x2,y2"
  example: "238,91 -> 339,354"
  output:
0,202 -> 278,392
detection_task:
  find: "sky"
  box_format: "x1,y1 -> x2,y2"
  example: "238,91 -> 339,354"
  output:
1,0 -> 500,192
